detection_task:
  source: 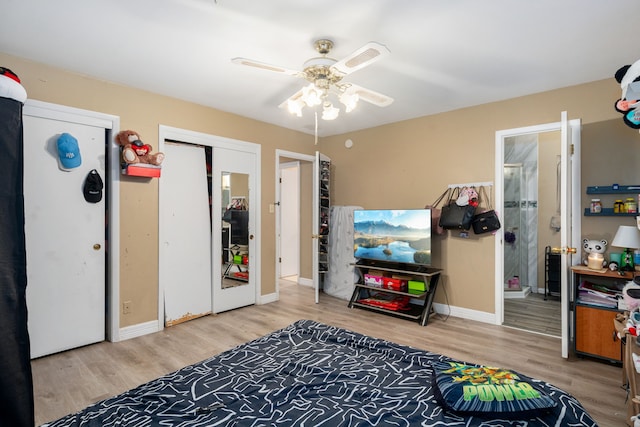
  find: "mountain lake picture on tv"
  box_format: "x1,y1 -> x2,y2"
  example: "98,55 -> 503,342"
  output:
353,209 -> 431,266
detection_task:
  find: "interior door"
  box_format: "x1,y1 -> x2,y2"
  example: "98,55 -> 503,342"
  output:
560,111 -> 581,359
212,147 -> 257,313
23,115 -> 105,358
161,142 -> 212,326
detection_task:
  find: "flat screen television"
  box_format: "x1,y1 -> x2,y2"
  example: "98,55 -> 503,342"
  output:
353,209 -> 431,266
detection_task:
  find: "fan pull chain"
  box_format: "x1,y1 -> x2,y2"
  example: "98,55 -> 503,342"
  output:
314,111 -> 318,145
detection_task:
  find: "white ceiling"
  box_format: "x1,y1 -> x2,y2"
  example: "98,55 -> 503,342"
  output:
1,0 -> 637,137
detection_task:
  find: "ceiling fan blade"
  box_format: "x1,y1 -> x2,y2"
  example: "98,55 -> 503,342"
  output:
278,88 -> 304,109
331,42 -> 390,76
348,83 -> 394,107
231,57 -> 302,77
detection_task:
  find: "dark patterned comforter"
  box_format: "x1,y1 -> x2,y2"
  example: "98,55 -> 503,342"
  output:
44,319 -> 596,426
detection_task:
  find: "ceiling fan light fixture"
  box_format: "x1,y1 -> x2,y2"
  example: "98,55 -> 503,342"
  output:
287,98 -> 304,117
235,38 -> 392,123
340,90 -> 359,113
322,102 -> 339,121
302,84 -> 323,107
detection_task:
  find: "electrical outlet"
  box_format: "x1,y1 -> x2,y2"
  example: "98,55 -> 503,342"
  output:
123,300 -> 132,315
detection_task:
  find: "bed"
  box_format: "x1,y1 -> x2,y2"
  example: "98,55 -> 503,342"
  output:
43,319 -> 596,426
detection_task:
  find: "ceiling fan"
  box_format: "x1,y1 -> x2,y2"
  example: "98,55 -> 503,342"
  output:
232,39 -> 393,120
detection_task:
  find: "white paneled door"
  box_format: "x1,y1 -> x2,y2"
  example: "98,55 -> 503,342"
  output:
161,143 -> 212,325
212,147 -> 257,313
23,114 -> 106,358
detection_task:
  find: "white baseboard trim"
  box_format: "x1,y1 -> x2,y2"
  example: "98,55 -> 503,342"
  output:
298,277 -> 313,287
118,320 -> 160,341
432,302 -> 496,325
259,292 -> 278,305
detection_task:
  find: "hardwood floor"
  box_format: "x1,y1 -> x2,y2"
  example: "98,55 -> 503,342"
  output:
33,283 -> 628,426
504,292 -> 562,336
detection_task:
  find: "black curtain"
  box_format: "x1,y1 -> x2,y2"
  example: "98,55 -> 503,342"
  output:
0,96 -> 34,426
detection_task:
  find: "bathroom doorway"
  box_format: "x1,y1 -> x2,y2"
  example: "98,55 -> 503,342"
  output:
501,132 -> 562,336
495,115 -> 582,357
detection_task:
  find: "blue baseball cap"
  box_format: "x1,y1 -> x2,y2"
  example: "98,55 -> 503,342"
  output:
57,133 -> 81,170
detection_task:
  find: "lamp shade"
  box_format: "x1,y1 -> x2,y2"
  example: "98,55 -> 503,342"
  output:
611,225 -> 640,249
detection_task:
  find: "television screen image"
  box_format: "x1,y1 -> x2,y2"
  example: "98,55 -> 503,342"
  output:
354,209 -> 431,266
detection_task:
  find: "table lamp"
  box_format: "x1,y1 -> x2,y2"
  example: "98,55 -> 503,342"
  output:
611,225 -> 640,271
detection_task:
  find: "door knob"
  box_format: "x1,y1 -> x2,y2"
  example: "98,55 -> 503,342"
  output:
93,243 -> 101,250
551,247 -> 576,254
249,234 -> 254,240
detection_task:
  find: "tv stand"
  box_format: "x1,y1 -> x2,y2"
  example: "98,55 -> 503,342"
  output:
349,260 -> 442,326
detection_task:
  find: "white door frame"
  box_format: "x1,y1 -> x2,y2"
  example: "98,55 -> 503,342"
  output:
158,126 -> 261,330
275,150 -> 316,301
279,161 -> 301,279
23,99 -> 121,342
495,118 -> 581,357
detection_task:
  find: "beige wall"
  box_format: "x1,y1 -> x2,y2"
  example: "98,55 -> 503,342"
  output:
6,50 -> 638,328
1,52 -> 317,328
580,119 -> 640,254
537,131 -> 561,290
321,80 -> 634,314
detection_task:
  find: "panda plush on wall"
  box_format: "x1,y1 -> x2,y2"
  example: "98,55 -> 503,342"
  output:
582,238 -> 608,270
614,59 -> 640,129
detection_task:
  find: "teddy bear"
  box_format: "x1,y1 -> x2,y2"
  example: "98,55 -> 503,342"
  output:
582,238 -> 608,270
115,130 -> 164,166
614,60 -> 640,129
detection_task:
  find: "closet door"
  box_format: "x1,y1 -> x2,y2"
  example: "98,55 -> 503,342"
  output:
161,143 -> 212,326
23,114 -> 106,358
212,147 -> 257,313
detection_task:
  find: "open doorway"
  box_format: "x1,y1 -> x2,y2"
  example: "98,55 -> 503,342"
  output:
276,151 -> 315,296
501,131 -> 562,336
280,162 -> 301,283
502,130 -> 562,337
495,116 -> 581,356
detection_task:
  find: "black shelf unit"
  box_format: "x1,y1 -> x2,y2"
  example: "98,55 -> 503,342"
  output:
348,260 -> 442,326
318,158 -> 330,274
544,246 -> 560,300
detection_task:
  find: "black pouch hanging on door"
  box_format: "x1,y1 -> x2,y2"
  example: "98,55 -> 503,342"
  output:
83,169 -> 103,203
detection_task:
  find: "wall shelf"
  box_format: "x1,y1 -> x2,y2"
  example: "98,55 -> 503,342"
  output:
583,208 -> 637,217
586,185 -> 640,194
584,185 -> 640,216
122,164 -> 161,178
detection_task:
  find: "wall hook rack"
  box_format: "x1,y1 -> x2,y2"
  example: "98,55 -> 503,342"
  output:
447,181 -> 493,189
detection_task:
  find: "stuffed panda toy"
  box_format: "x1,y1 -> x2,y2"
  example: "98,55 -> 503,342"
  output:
582,238 -> 608,270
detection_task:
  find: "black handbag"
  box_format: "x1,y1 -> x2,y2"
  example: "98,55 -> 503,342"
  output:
472,186 -> 501,234
439,187 -> 476,230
